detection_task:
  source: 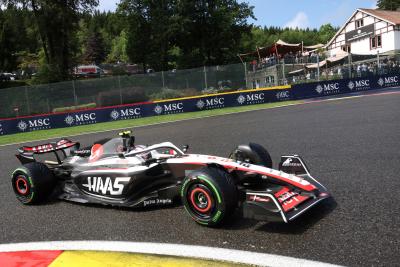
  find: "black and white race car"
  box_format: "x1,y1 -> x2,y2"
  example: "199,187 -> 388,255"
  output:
11,131 -> 330,226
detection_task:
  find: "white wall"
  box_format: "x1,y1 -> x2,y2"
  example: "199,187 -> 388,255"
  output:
395,31 -> 400,50
328,10 -> 398,56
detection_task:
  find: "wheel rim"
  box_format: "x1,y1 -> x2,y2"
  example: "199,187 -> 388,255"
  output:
190,187 -> 212,213
15,176 -> 29,195
187,184 -> 215,217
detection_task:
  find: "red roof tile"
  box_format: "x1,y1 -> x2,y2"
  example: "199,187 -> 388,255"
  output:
359,8 -> 400,25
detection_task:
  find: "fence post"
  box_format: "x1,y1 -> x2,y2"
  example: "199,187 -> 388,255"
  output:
72,79 -> 78,106
282,58 -> 285,85
348,53 -> 352,78
203,66 -> 208,90
244,62 -> 248,89
118,75 -> 123,105
317,54 -> 320,81
24,85 -> 31,115
377,50 -> 380,74
161,70 -> 165,88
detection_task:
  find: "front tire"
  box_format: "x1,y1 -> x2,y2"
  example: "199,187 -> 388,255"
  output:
181,167 -> 237,226
229,143 -> 272,168
11,162 -> 55,204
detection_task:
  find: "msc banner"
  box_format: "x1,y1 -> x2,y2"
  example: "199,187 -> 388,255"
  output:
291,73 -> 399,100
0,73 -> 397,136
0,87 -> 292,136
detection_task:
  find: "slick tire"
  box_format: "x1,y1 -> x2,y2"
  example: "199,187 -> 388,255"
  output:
181,167 -> 238,227
230,143 -> 273,168
11,162 -> 55,204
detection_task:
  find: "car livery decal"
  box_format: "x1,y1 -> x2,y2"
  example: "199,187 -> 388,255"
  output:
274,187 -> 310,212
167,155 -> 316,191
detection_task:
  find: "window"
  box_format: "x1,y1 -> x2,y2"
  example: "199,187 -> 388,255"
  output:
377,35 -> 382,47
370,35 -> 382,49
355,19 -> 364,28
341,44 -> 351,53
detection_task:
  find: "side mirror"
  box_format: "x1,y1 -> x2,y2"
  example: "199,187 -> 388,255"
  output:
182,145 -> 189,153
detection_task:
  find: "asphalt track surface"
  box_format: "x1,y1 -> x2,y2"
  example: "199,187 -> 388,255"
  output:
0,91 -> 399,267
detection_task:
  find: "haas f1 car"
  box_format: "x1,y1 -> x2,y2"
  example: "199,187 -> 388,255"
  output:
11,131 -> 330,226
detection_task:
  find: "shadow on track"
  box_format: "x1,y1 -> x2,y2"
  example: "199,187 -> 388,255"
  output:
255,198 -> 337,234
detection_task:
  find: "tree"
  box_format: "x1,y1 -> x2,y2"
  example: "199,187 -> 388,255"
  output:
377,0 -> 400,10
118,0 -> 177,71
119,0 -> 254,70
83,26 -> 106,64
0,0 -> 99,82
107,30 -> 129,63
118,0 -> 152,71
175,0 -> 254,68
0,9 -> 17,71
0,5 -> 40,72
318,23 -> 337,44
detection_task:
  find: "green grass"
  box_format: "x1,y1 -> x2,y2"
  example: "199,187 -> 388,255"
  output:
0,100 -> 302,146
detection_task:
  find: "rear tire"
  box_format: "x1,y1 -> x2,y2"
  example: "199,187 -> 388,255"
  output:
11,162 -> 55,204
181,167 -> 237,226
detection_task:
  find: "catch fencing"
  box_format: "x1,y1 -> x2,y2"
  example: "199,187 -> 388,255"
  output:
0,64 -> 247,119
0,72 -> 398,136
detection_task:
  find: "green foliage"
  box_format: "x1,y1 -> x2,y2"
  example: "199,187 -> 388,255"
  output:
107,30 -> 129,63
83,27 -> 107,64
0,0 -> 99,83
150,88 -> 185,100
242,24 -> 338,52
0,0 -> 339,83
52,103 -> 96,113
377,0 -> 400,10
174,0 -> 255,68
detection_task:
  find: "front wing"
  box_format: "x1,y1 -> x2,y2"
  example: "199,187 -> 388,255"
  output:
242,184 -> 330,223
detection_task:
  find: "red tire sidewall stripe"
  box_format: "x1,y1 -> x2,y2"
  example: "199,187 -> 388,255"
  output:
189,187 -> 212,213
15,176 -> 29,195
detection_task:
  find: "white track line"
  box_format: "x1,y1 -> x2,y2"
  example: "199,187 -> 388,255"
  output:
0,89 -> 398,148
0,241 -> 344,267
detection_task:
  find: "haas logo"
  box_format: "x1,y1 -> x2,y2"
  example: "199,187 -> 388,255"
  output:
82,177 -> 131,195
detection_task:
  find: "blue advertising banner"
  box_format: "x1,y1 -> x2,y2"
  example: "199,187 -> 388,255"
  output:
0,86 -> 292,136
0,72 -> 398,136
291,73 -> 399,100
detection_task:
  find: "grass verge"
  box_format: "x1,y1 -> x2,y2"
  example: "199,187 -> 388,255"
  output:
0,100 -> 302,146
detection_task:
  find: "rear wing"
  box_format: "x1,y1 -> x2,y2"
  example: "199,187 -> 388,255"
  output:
16,139 -> 80,165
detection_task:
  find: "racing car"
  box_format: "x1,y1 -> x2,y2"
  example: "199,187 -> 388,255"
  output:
11,131 -> 330,226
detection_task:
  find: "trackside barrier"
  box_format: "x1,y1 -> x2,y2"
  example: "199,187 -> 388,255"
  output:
0,86 -> 291,136
291,74 -> 399,99
0,73 -> 398,136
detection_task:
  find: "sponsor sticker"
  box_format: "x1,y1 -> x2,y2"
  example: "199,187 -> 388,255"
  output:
82,176 -> 131,196
315,83 -> 340,95
153,103 -> 184,115
65,113 -> 97,126
196,97 -> 225,110
377,76 -> 399,87
17,118 -> 51,132
237,93 -> 265,105
110,108 -> 141,120
348,79 -> 370,91
276,91 -> 290,101
143,198 -> 172,207
248,194 -> 271,203
282,158 -> 302,167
